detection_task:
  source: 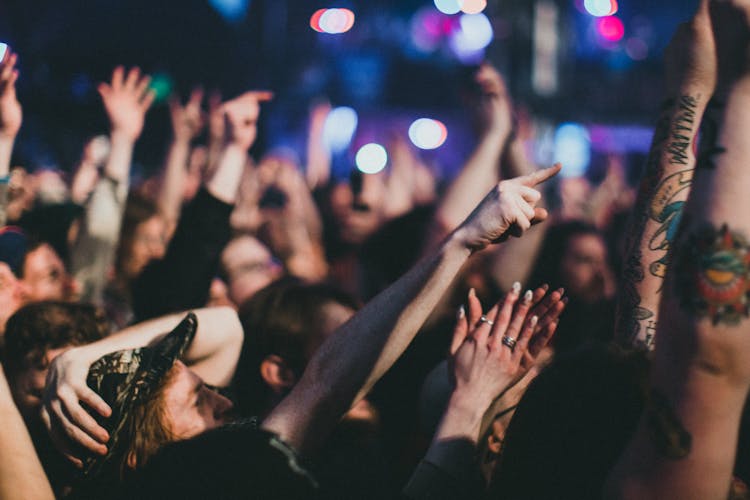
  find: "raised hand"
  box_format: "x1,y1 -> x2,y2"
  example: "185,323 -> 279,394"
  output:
40,347 -> 112,467
169,88 -> 205,143
472,63 -> 513,139
0,48 -> 22,139
97,66 -> 155,142
665,0 -> 717,95
222,91 -> 273,150
455,164 -> 561,251
449,283 -> 563,412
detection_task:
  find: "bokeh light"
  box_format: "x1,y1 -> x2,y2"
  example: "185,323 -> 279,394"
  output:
323,107 -> 359,153
310,9 -> 326,32
460,0 -> 487,15
450,12 -> 493,62
583,0 -> 618,17
148,73 -> 173,104
408,118 -> 448,150
597,16 -> 624,42
311,8 -> 355,34
355,143 -> 388,174
554,123 -> 591,178
434,0 -> 461,15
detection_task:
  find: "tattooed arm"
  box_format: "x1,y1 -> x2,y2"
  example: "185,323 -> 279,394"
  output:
615,0 -> 717,350
606,1 -> 750,498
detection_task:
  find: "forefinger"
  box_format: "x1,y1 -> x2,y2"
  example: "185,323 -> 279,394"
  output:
520,163 -> 562,187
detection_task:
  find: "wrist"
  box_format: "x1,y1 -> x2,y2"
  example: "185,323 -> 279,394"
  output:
448,225 -> 487,255
109,129 -> 138,146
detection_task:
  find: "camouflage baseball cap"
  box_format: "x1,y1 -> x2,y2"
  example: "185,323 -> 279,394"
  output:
82,312 -> 198,478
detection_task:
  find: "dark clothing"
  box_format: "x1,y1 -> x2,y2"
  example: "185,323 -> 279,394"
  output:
71,424 -> 318,500
132,188 -> 233,322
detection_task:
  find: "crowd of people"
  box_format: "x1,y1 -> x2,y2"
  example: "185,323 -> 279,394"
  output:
0,0 -> 749,498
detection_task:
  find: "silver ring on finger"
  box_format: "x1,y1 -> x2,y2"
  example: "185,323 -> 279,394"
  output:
502,335 -> 517,350
479,315 -> 495,327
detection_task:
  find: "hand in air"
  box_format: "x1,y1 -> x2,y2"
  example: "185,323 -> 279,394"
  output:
456,163 -> 561,251
449,284 -> 565,410
0,47 -> 22,139
98,66 -> 155,141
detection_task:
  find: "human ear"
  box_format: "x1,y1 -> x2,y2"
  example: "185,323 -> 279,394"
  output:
259,355 -> 297,393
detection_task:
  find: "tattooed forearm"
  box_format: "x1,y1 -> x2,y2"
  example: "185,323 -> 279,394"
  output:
696,101 -> 726,170
647,169 -> 693,279
666,96 -> 698,165
673,222 -> 750,325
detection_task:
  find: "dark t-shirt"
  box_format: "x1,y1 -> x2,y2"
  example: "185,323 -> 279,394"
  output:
71,424 -> 318,500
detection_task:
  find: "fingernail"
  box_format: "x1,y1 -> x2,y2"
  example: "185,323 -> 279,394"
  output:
524,290 -> 533,303
556,287 -> 565,296
530,315 -> 538,326
561,297 -> 569,305
468,287 -> 476,299
457,305 -> 466,319
541,284 -> 549,291
512,282 -> 521,294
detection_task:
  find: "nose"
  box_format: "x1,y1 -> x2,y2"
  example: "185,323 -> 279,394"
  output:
211,391 -> 235,422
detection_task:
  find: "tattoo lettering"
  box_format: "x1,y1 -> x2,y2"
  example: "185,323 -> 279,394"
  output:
647,169 -> 693,279
666,96 -> 698,165
647,388 -> 692,459
674,223 -> 750,325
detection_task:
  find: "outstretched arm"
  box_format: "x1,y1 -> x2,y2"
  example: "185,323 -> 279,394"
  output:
70,67 -> 154,304
0,47 -> 22,227
0,364 -> 54,500
157,88 -> 205,225
262,164 -> 561,456
615,1 -> 716,350
607,1 -> 750,498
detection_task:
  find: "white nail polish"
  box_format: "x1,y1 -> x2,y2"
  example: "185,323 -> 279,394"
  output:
512,282 -> 521,294
524,290 -> 533,303
530,315 -> 538,326
457,305 -> 465,319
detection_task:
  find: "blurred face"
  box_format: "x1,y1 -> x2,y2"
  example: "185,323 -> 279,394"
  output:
0,262 -> 24,332
11,347 -> 68,420
329,181 -> 384,245
221,236 -> 282,306
125,215 -> 167,278
21,243 -> 74,302
558,233 -> 614,304
162,361 -> 235,440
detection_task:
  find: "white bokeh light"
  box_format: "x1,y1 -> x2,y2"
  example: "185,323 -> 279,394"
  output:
434,0 -> 461,15
323,107 -> 358,153
553,123 -> 591,178
355,143 -> 388,174
408,118 -> 448,150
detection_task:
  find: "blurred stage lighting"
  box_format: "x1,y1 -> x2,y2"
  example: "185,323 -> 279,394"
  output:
450,13 -> 493,62
310,8 -> 355,34
434,0 -> 461,15
554,123 -> 590,178
583,0 -> 618,17
408,118 -> 448,150
460,0 -> 487,14
597,16 -> 625,42
355,143 -> 388,174
209,0 -> 250,22
148,73 -> 173,104
323,107 -> 358,153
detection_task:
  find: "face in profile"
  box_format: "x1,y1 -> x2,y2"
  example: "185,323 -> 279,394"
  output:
558,233 -> 615,304
161,361 -> 235,440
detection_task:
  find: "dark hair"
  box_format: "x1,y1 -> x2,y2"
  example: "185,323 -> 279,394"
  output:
488,342 -> 649,499
233,277 -> 359,417
3,301 -> 109,376
527,220 -> 603,290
